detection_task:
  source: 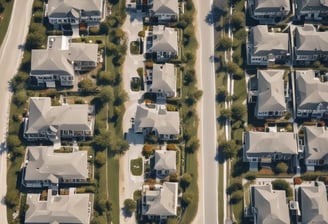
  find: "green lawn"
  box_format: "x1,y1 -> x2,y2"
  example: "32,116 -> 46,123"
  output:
180,152 -> 199,224
130,157 -> 143,176
108,156 -> 120,224
0,0 -> 14,46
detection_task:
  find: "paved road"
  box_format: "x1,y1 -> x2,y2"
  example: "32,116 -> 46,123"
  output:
194,0 -> 219,223
0,0 -> 34,223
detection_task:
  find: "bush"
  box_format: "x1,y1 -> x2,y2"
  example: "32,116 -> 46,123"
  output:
123,199 -> 136,214
226,181 -> 243,195
180,173 -> 192,189
230,190 -> 243,204
181,192 -> 193,207
245,172 -> 257,180
294,177 -> 303,185
78,79 -> 96,92
271,179 -> 292,197
275,162 -> 288,174
142,144 -> 154,158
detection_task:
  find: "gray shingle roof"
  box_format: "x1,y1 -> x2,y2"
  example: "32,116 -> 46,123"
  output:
256,70 -> 286,114
152,0 -> 178,15
48,0 -> 103,17
245,131 -> 298,155
134,105 -> 180,135
299,182 -> 328,224
251,25 -> 289,56
31,49 -> 74,76
68,43 -> 98,63
143,182 -> 178,216
297,0 -> 328,13
295,70 -> 328,110
154,150 -> 176,171
304,126 -> 328,161
252,185 -> 290,224
295,25 -> 328,53
26,97 -> 92,135
254,0 -> 290,13
25,190 -> 90,224
150,64 -> 176,96
24,146 -> 88,183
147,27 -> 178,54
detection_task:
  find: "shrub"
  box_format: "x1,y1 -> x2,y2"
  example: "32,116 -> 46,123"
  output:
226,181 -> 243,195
142,144 -> 154,157
180,173 -> 192,189
294,177 -> 303,185
181,192 -> 193,207
271,179 -> 292,197
123,199 -> 136,214
245,172 -> 257,181
275,162 -> 288,174
230,190 -> 243,204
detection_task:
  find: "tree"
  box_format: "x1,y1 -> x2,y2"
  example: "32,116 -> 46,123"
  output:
99,22 -> 109,35
99,86 -> 114,103
180,173 -> 192,189
123,199 -> 136,214
95,151 -> 106,167
181,192 -> 193,207
78,78 -> 95,92
231,104 -> 246,121
271,179 -> 292,197
226,62 -> 240,74
95,199 -> 107,214
216,87 -> 228,102
93,130 -> 111,150
230,11 -> 244,29
218,36 -> 232,50
13,90 -> 27,106
230,190 -> 243,204
185,136 -> 199,153
275,162 -> 288,174
6,135 -> 21,150
0,3 -> 4,13
25,32 -> 45,50
226,181 -> 243,194
142,144 -> 154,157
220,109 -> 231,120
221,140 -> 238,159
98,71 -> 116,85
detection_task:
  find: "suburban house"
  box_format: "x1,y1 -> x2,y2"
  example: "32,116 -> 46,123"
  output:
46,0 -> 105,28
252,69 -> 287,119
23,97 -> 95,142
25,188 -> 91,224
31,36 -> 98,88
243,131 -> 298,171
31,49 -> 75,88
154,149 -> 176,178
295,70 -> 328,118
294,25 -> 328,63
302,126 -> 328,171
147,63 -> 177,98
141,182 -> 178,220
247,25 -> 290,65
146,26 -> 178,62
296,0 -> 328,20
298,182 -> 328,223
247,0 -> 291,24
23,146 -> 89,188
134,105 -> 180,140
250,184 -> 290,224
148,0 -> 179,23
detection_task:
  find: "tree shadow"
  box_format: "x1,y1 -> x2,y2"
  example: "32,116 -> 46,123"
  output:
121,207 -> 133,218
205,5 -> 227,25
